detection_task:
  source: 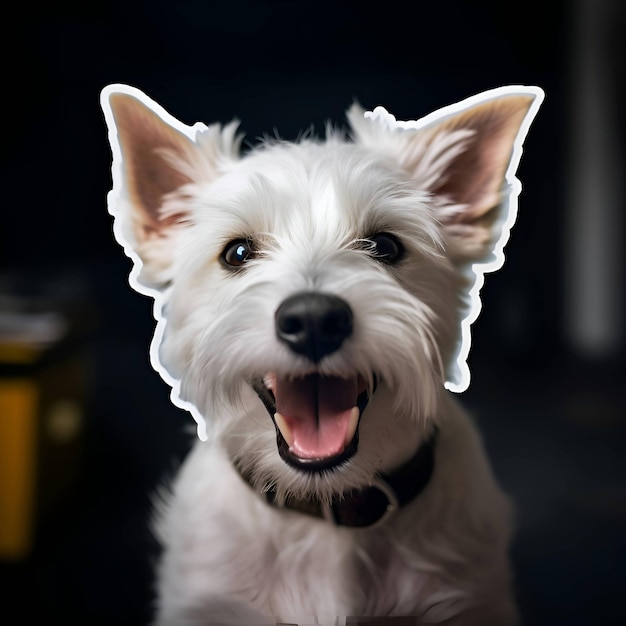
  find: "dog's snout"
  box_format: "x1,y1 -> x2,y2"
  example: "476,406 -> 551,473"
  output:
275,292 -> 353,362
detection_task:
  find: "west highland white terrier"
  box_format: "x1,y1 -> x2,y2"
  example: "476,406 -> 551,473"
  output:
101,84 -> 543,625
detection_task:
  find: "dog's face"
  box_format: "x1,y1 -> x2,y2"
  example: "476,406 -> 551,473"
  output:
101,86 -> 542,499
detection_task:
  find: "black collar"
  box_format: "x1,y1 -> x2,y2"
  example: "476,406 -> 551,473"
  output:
236,428 -> 438,528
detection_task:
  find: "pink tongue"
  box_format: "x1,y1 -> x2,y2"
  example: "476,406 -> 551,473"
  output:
275,375 -> 357,459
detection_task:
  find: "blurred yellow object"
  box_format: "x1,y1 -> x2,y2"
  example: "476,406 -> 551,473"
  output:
0,344 -> 41,364
0,379 -> 38,559
0,339 -> 88,561
0,272 -> 93,560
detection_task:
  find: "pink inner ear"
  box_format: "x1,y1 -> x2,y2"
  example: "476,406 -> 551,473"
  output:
384,94 -> 537,262
127,143 -> 192,224
110,94 -> 195,239
426,108 -> 530,222
429,100 -> 533,222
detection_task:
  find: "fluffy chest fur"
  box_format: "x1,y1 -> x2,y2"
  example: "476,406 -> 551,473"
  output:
100,84 -> 542,624
154,396 -> 514,624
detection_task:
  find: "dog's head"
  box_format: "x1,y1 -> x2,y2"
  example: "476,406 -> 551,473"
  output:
101,86 -> 542,498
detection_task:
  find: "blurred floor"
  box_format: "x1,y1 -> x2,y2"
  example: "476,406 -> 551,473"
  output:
466,358 -> 626,626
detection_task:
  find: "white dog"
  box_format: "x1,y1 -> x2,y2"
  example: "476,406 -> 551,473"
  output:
101,84 -> 543,625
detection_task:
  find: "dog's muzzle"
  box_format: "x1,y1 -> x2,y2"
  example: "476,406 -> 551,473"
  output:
252,291 -> 373,473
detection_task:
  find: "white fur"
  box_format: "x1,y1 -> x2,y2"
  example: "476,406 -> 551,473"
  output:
100,85 -> 543,624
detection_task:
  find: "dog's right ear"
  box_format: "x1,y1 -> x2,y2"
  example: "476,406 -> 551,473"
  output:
101,84 -> 241,289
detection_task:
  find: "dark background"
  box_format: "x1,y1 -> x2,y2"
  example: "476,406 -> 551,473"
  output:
1,1 -> 624,624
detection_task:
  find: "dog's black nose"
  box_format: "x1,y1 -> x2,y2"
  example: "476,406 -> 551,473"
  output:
275,292 -> 353,362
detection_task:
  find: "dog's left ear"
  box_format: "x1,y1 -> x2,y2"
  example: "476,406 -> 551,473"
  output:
101,84 -> 241,288
349,87 -> 544,263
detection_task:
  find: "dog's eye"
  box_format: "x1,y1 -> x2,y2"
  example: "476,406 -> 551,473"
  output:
368,233 -> 404,264
221,239 -> 255,268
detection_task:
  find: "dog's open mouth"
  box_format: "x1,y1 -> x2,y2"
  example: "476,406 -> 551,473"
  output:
252,373 -> 372,472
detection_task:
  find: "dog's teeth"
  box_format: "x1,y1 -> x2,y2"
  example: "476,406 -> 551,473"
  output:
274,412 -> 294,447
264,373 -> 276,392
345,406 -> 360,445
